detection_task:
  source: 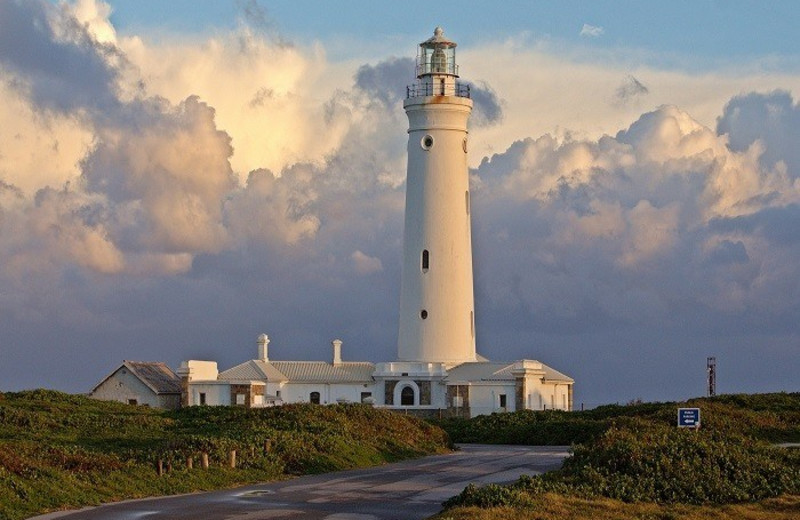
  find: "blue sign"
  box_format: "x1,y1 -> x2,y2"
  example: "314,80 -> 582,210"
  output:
677,408 -> 701,428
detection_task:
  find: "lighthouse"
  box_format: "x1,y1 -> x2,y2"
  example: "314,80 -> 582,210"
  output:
172,28 -> 574,417
397,27 -> 476,364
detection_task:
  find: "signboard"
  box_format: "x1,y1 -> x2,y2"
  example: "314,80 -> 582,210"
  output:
677,407 -> 701,428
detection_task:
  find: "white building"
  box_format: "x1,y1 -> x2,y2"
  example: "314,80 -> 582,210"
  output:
90,360 -> 182,409
178,28 -> 573,418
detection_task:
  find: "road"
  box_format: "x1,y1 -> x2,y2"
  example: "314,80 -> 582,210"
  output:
31,444 -> 569,520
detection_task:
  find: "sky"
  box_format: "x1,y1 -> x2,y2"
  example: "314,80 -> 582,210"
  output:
1,0 -> 799,408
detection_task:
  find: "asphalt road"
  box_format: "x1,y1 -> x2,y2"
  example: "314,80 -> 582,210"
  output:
31,444 -> 569,520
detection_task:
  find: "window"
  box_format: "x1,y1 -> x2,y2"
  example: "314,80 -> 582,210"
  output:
420,309 -> 428,319
421,249 -> 429,272
400,386 -> 415,406
236,393 -> 245,405
421,135 -> 434,150
452,395 -> 463,408
128,399 -> 137,406
470,311 -> 474,338
440,78 -> 445,95
276,390 -> 281,399
499,394 -> 507,409
360,392 -> 372,403
310,391 -> 321,404
199,393 -> 206,406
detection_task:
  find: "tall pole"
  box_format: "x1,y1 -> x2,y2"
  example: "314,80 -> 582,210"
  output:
707,356 -> 716,397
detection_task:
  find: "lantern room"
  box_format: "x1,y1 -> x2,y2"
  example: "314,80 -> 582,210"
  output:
408,27 -> 470,99
416,26 -> 458,77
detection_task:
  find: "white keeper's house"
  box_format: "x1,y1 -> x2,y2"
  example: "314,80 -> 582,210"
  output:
92,28 -> 574,418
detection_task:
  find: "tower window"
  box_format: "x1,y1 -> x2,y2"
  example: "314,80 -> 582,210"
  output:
421,249 -> 429,272
421,135 -> 434,150
420,309 -> 428,319
470,311 -> 474,338
440,78 -> 445,95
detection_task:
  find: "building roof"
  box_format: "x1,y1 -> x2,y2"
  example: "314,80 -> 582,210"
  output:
446,360 -> 574,384
271,361 -> 375,383
92,361 -> 181,395
219,360 -> 289,383
219,359 -> 375,384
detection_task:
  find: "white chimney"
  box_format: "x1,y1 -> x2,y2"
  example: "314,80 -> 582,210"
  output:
332,339 -> 343,366
257,333 -> 270,362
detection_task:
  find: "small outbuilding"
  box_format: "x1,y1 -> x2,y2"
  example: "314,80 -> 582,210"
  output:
90,360 -> 182,409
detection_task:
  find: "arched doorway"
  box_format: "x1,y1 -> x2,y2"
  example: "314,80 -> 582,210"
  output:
400,386 -> 415,406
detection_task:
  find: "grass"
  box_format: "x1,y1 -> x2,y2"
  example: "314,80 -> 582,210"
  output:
0,389 -> 451,520
432,493 -> 800,520
434,392 -> 800,520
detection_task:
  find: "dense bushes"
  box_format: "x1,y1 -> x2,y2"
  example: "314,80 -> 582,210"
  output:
442,393 -> 800,512
0,390 -> 450,520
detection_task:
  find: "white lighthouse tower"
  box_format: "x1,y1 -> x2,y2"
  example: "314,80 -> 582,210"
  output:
397,27 -> 476,364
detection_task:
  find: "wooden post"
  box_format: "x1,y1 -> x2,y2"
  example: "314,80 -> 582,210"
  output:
201,452 -> 209,469
186,456 -> 193,470
157,459 -> 163,476
264,439 -> 271,453
229,450 -> 236,469
250,446 -> 255,458
166,461 -> 172,473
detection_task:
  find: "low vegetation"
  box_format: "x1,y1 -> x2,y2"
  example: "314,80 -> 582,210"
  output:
435,392 -> 800,520
0,389 -> 450,520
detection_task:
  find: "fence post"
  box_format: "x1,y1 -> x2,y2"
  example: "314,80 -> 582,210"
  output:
264,439 -> 272,452
201,452 -> 209,469
157,459 -> 163,476
186,456 -> 193,470
229,450 -> 236,469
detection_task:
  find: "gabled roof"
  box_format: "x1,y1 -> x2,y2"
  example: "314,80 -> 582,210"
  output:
92,361 -> 181,395
446,360 -> 574,384
219,360 -> 288,383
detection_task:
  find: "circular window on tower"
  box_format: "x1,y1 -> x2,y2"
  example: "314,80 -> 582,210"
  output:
421,135 -> 434,150
462,137 -> 468,153
420,309 -> 428,320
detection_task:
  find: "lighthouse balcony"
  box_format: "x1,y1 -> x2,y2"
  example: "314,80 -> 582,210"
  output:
406,82 -> 471,99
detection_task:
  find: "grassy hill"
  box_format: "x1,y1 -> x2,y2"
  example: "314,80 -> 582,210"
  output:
434,392 -> 800,520
0,390 -> 451,520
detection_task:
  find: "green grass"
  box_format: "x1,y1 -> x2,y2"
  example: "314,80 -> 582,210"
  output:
0,390 -> 451,520
435,392 -> 800,520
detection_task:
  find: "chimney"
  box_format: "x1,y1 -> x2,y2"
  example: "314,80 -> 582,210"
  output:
332,339 -> 343,366
257,334 -> 270,362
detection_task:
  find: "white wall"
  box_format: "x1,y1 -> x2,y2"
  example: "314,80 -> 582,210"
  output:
468,383 -> 516,417
90,368 -> 163,408
277,382 -> 374,405
188,382 -> 230,406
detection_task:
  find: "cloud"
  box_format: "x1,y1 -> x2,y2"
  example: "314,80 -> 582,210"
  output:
717,90 -> 800,178
0,0 -> 123,115
465,81 -> 503,127
354,57 -> 414,109
580,24 -> 604,38
1,1 -> 799,405
351,250 -> 383,274
614,75 -> 649,105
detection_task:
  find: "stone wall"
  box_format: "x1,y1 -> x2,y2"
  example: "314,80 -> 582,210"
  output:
446,384 -> 470,418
